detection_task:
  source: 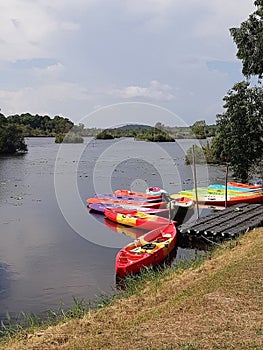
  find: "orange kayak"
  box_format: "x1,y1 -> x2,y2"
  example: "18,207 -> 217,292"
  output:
227,181 -> 262,190
193,193 -> 263,206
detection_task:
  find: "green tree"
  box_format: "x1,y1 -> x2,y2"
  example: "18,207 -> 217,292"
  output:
230,0 -> 263,78
212,82 -> 263,182
0,113 -> 7,125
0,124 -> 28,154
191,120 -> 207,139
211,0 -> 263,182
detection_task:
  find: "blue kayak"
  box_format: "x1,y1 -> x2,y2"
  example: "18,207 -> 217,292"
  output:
208,184 -> 262,193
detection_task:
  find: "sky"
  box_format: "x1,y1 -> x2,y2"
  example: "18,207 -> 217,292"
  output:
0,0 -> 256,128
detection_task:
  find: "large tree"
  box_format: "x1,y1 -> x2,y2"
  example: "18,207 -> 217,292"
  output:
212,82 -> 263,182
212,1 -> 263,182
191,120 -> 207,139
230,0 -> 263,78
0,124 -> 28,154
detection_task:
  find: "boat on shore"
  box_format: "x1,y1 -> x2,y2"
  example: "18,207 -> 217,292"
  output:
115,222 -> 177,277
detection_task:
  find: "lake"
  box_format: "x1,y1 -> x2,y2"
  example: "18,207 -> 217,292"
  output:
0,137 -> 227,321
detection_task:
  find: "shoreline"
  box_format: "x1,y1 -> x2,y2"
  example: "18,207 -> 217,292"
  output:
1,227 -> 262,349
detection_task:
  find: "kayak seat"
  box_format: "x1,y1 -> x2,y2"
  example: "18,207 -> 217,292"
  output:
141,243 -> 156,250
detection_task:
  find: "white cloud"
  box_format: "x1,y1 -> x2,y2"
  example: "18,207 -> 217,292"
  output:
124,0 -> 174,15
108,81 -> 174,101
33,62 -> 65,81
0,83 -> 91,117
61,21 -> 80,31
0,0 -> 257,125
0,1 -> 56,60
0,0 -> 81,61
193,0 -> 255,39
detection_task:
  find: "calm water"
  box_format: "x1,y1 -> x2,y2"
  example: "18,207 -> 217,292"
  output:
0,137 -> 226,321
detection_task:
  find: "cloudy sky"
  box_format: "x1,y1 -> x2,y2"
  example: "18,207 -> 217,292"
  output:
0,0 -> 256,127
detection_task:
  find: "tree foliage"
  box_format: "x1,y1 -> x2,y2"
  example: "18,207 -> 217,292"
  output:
211,1 -> 263,181
55,132 -> 84,143
191,120 -> 207,139
6,113 -> 74,136
0,123 -> 28,154
212,82 -> 263,181
185,142 -> 216,165
230,0 -> 263,78
0,112 -> 75,153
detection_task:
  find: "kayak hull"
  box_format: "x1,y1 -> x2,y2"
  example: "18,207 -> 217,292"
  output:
104,208 -> 171,230
193,194 -> 263,206
116,223 -> 177,277
114,189 -> 162,200
88,203 -> 169,216
88,197 -> 194,224
87,197 -> 167,207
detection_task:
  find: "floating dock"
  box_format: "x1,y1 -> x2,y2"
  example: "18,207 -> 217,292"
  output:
178,203 -> 263,241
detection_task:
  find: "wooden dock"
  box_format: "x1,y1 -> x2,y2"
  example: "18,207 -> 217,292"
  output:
178,203 -> 263,241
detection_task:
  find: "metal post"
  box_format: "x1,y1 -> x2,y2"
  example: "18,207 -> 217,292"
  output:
192,145 -> 200,219
225,163 -> 229,208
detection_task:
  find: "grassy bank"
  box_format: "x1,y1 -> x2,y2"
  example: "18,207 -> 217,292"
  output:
1,228 -> 262,350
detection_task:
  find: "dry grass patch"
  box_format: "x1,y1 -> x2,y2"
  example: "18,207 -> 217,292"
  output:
1,228 -> 263,350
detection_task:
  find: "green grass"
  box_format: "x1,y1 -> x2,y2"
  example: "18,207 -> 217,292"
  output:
0,249 -> 213,344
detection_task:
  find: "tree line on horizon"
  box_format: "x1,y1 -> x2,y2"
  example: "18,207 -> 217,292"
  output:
95,121 -> 217,141
0,111 -> 217,152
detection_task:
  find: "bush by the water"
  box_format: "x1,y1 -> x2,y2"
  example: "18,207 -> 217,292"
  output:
55,133 -> 84,143
185,143 -> 216,165
0,123 -> 27,154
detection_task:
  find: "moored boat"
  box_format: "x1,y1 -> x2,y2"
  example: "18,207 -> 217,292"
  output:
86,197 -> 168,208
146,187 -> 167,196
88,203 -> 169,215
88,196 -> 194,224
104,208 -> 172,230
170,196 -> 194,224
208,184 -> 262,193
116,222 -> 177,277
178,193 -> 263,207
227,181 -> 263,190
114,189 -> 162,200
93,193 -> 161,202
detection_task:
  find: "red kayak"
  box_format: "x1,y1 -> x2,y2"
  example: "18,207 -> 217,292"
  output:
116,222 -> 177,277
104,208 -> 172,230
114,189 -> 162,200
